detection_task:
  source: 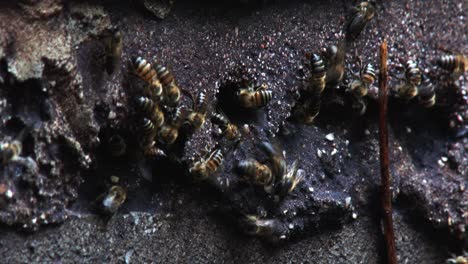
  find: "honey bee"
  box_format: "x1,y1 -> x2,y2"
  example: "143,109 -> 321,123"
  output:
395,59 -> 422,100
136,96 -> 165,128
104,30 -> 122,75
292,95 -> 321,124
236,158 -> 274,186
437,54 -> 467,76
189,148 -> 224,181
158,106 -> 186,145
154,64 -> 181,106
139,117 -> 157,151
98,185 -> 127,215
0,140 -> 22,164
325,41 -> 346,88
349,62 -> 376,98
309,53 -> 326,95
243,215 -> 285,241
132,57 -> 163,99
187,89 -> 208,130
277,160 -> 305,197
237,83 -> 273,109
404,60 -> 422,86
211,110 -> 241,141
260,141 -> 303,197
447,254 -> 468,264
107,134 -> 126,157
417,75 -> 436,108
346,1 -> 376,41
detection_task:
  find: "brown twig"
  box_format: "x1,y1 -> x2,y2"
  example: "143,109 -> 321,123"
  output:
378,39 -> 397,264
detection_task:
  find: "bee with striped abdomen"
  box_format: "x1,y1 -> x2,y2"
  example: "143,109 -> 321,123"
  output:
104,29 -> 122,75
155,64 -> 181,106
437,54 -> 467,76
405,60 -> 422,86
395,59 -> 422,100
417,75 -> 436,108
0,140 -> 22,164
136,96 -> 165,128
189,148 -> 224,181
346,1 -> 376,41
349,61 -> 376,98
308,53 -> 327,95
132,57 -> 163,100
211,110 -> 241,141
187,89 -> 208,130
236,158 -> 274,187
237,83 -> 273,109
98,185 -> 127,215
158,106 -> 186,145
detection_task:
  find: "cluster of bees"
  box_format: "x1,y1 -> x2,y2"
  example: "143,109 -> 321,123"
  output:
95,1 -> 466,239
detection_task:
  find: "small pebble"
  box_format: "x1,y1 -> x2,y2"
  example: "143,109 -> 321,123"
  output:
317,149 -> 322,158
406,127 -> 412,133
438,160 -> 445,167
5,189 -> 13,199
441,156 -> 448,162
364,129 -> 370,135
288,223 -> 294,229
345,197 -> 352,208
325,133 -> 335,141
352,213 -> 358,219
331,148 -> 338,156
308,187 -> 314,192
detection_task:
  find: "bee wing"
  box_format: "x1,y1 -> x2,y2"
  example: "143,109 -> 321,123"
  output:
259,141 -> 286,177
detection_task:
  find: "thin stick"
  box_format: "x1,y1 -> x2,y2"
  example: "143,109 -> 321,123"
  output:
378,39 -> 397,264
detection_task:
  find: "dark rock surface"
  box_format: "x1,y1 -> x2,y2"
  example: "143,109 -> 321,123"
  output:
0,0 -> 466,262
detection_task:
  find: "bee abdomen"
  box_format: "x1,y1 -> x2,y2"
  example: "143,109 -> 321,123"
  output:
310,53 -> 326,94
418,77 -> 436,108
212,113 -> 229,127
141,118 -> 156,136
361,63 -> 376,85
136,96 -> 155,113
254,90 -> 273,107
206,149 -> 223,172
155,65 -> 174,86
197,89 -> 207,112
405,60 -> 422,85
437,55 -> 456,71
1,141 -> 22,164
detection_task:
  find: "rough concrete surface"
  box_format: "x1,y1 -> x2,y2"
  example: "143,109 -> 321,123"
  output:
0,0 -> 466,263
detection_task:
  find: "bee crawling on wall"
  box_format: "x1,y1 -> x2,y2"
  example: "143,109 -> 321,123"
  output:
139,117 -> 158,153
345,1 -> 376,41
237,82 -> 273,109
417,74 -> 436,108
104,29 -> 123,75
436,53 -> 467,78
186,89 -> 208,130
158,106 -> 186,145
347,58 -> 377,115
242,214 -> 287,241
97,185 -> 127,215
154,64 -> 181,106
132,57 -> 164,100
292,95 -> 321,124
236,158 -> 274,189
308,53 -> 327,95
395,59 -> 422,101
136,96 -> 165,128
446,252 -> 468,264
211,109 -> 241,141
189,148 -> 224,181
348,58 -> 377,98
260,141 -> 304,198
325,41 -> 347,88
